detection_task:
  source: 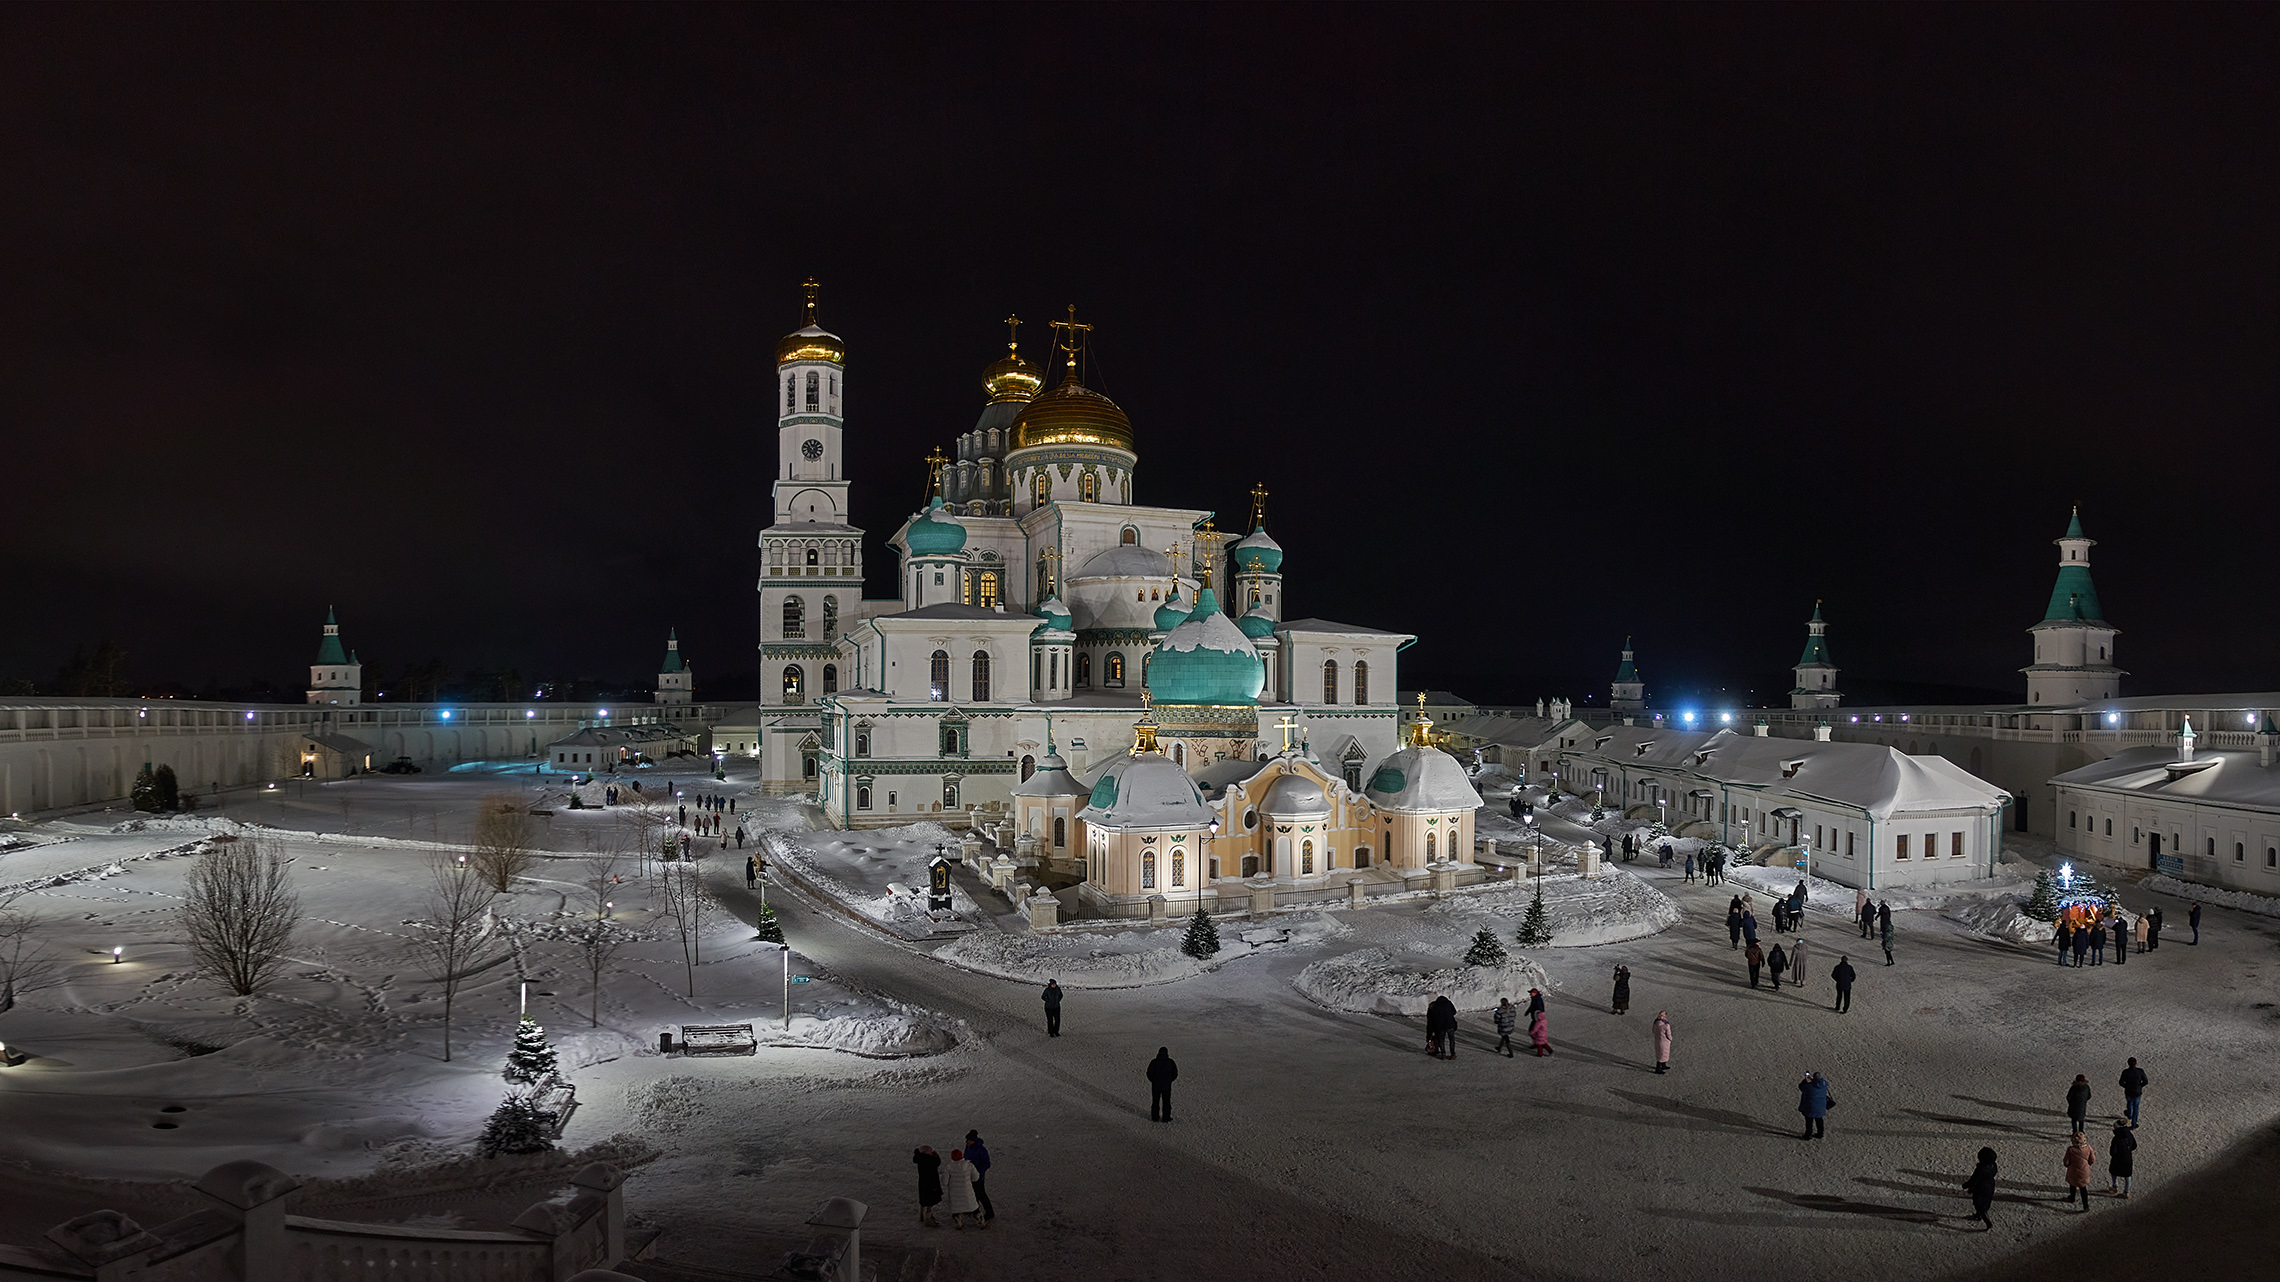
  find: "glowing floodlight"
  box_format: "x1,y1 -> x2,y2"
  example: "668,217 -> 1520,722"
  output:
441,710 -> 452,720
111,946 -> 122,963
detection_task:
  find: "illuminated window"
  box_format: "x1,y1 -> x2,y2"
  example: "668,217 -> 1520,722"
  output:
930,650 -> 950,702
1076,653 -> 1092,686
1172,849 -> 1185,887
975,571 -> 999,608
1081,473 -> 1098,502
1105,652 -> 1126,687
783,596 -> 805,638
1142,852 -> 1156,889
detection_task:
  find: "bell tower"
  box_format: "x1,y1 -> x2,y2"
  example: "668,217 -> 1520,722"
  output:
760,280 -> 863,719
2023,506 -> 2123,706
1789,602 -> 1840,710
1610,638 -> 1646,716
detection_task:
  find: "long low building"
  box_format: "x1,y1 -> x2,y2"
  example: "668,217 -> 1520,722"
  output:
1554,723 -> 2012,889
2049,718 -> 2280,891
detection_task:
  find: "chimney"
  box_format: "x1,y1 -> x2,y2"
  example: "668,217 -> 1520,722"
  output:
2178,716 -> 2197,764
1813,721 -> 1832,743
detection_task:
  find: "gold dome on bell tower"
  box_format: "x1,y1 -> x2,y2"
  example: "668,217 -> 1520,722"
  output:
775,278 -> 846,366
983,314 -> 1042,404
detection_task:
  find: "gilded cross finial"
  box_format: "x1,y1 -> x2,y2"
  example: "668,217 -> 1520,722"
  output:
1249,482 -> 1270,530
925,446 -> 949,499
1003,314 -> 1021,355
1276,714 -> 1300,754
1049,305 -> 1092,383
801,278 -> 821,326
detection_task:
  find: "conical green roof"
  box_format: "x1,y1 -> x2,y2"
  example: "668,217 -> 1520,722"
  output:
660,629 -> 686,672
314,608 -> 349,665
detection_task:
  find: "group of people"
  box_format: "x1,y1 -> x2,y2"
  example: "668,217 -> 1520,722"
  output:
1681,845 -> 1729,885
2054,902 -> 2197,967
1484,990 -> 1551,1057
912,1130 -> 995,1229
1968,1059 -> 2151,1227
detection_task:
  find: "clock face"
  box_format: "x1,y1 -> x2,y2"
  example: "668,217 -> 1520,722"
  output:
801,439 -> 824,460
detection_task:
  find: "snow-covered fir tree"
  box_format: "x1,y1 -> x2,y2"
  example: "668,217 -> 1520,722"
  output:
2025,870 -> 2059,921
1180,907 -> 1220,959
1514,886 -> 1554,947
503,1016 -> 559,1085
1463,927 -> 1507,966
477,1090 -> 557,1157
131,765 -> 159,813
754,902 -> 784,945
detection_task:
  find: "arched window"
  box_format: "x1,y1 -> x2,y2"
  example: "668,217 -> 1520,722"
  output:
1021,754 -> 1036,781
806,546 -> 819,565
783,596 -> 805,637
855,733 -> 869,757
942,780 -> 959,808
1142,851 -> 1156,889
1250,590 -> 1261,608
942,724 -> 962,756
1301,839 -> 1314,875
930,650 -> 950,702
1076,652 -> 1092,686
1354,846 -> 1372,868
1081,473 -> 1098,502
1171,742 -> 1185,766
1053,816 -> 1066,848
1426,831 -> 1437,859
1322,659 -> 1339,704
822,595 -> 839,632
1105,652 -> 1125,687
822,664 -> 838,694
975,571 -> 999,608
782,665 -> 805,702
857,786 -> 872,810
1353,661 -> 1369,705
805,370 -> 820,409
971,651 -> 991,701
784,377 -> 795,412
1120,526 -> 1138,545
1172,848 -> 1185,887
1035,473 -> 1051,506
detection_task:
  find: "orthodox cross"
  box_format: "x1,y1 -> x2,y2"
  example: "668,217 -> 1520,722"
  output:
1167,542 -> 1188,580
1050,305 -> 1092,381
1249,482 -> 1270,530
1003,313 -> 1021,355
802,278 -> 821,327
925,447 -> 949,500
1277,714 -> 1301,754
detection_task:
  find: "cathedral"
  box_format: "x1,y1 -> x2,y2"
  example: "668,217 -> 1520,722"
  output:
750,284 -> 1478,914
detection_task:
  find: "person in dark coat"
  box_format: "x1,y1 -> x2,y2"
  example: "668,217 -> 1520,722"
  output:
1727,903 -> 1745,949
1527,988 -> 1545,1019
1797,1071 -> 1831,1140
2071,924 -> 2092,967
1745,941 -> 1765,989
1767,943 -> 1789,990
2066,1073 -> 2093,1133
1041,979 -> 1063,1037
1493,997 -> 1518,1057
2088,918 -> 2105,965
1858,899 -> 1876,939
2055,920 -> 2073,966
2108,1121 -> 2137,1197
1961,1146 -> 1999,1228
912,1145 -> 943,1227
745,855 -> 757,886
963,1130 -> 995,1222
2112,914 -> 2130,966
1146,1047 -> 1178,1121
2148,905 -> 2163,950
1425,994 -> 1459,1059
2119,1058 -> 2148,1124
2189,901 -> 2202,944
1878,902 -> 1894,966
1772,898 -> 1790,934
1611,965 -> 1631,1015
1742,909 -> 1760,947
1831,956 -> 1856,1012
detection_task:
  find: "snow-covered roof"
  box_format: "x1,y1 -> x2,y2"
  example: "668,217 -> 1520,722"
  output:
1079,751 -> 1211,829
1364,745 -> 1482,812
1072,545 -> 1172,579
1158,599 -> 1257,657
1277,618 -> 1416,640
2052,746 -> 2280,812
874,603 -> 1025,622
1258,772 -> 1331,818
1013,752 -> 1092,798
1566,726 -> 2009,819
767,520 -> 864,535
1441,714 -> 1581,750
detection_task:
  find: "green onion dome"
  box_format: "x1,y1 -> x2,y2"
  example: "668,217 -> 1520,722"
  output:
905,496 -> 968,557
1236,607 -> 1277,639
1146,588 -> 1263,705
1229,526 -> 1283,574
1153,593 -> 1193,631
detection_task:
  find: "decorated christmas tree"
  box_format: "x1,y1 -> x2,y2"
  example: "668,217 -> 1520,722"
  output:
1180,907 -> 1220,959
503,1017 -> 559,1086
2024,869 -> 2059,922
477,1090 -> 558,1157
1514,885 -> 1554,947
754,902 -> 784,944
1463,927 -> 1508,966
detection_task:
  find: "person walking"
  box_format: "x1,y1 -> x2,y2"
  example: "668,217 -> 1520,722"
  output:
2134,911 -> 2150,955
1789,937 -> 1808,989
745,855 -> 757,887
2071,923 -> 2092,968
2112,914 -> 2130,966
1767,943 -> 1789,991
1493,997 -> 1518,1057
1652,1011 -> 1672,1074
1745,940 -> 1765,989
943,1148 -> 982,1230
1858,898 -> 1875,940
2066,1073 -> 2093,1134
2189,901 -> 2202,945
1797,1071 -> 1831,1140
1146,1047 -> 1178,1121
1426,993 -> 1458,1059
2148,905 -> 2164,950
1527,988 -> 1545,1021
1854,887 -> 1869,931
1742,907 -> 1760,948
1727,901 -> 1745,950
1684,851 -> 1696,883
1772,897 -> 1790,935
912,1145 -> 943,1227
2063,1132 -> 2096,1211
1042,979 -> 1063,1037
1962,1146 -> 1999,1229
1831,955 -> 1856,1012
2055,920 -> 2073,966
1529,1004 -> 1552,1056
1879,901 -> 1895,966
963,1130 -> 995,1223
2108,1121 -> 2137,1198
1611,965 -> 1631,1015
2119,1058 -> 2148,1124
2089,918 -> 2106,965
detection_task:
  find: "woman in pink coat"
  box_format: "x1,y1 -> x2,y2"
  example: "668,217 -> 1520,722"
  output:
1529,1007 -> 1552,1056
2062,1133 -> 2096,1211
1652,1011 -> 1672,1074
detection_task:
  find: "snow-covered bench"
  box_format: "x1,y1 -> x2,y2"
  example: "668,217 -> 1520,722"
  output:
677,1024 -> 758,1056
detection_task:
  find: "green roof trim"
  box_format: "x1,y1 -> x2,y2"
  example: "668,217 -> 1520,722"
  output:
2065,507 -> 2086,539
1369,765 -> 1406,793
1088,774 -> 1119,809
2043,565 -> 2104,621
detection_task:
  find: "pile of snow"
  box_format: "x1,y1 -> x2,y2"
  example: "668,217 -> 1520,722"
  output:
2142,874 -> 2280,919
1470,766 -> 1526,798
937,929 -> 1207,988
1944,896 -> 2052,945
767,824 -> 984,928
108,814 -> 251,836
759,1012 -> 958,1058
1294,948 -> 1549,1014
1724,864 -> 2031,912
1431,870 -> 1679,946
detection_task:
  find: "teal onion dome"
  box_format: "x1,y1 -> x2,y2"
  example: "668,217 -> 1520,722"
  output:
1146,587 -> 1264,705
1031,595 -> 1073,636
1236,608 -> 1276,640
1153,594 -> 1193,631
1229,526 -> 1283,574
905,496 -> 967,557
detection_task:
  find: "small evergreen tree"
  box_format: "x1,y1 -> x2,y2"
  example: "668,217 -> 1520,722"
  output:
503,1016 -> 559,1085
2025,870 -> 2059,922
154,765 -> 180,812
131,765 -> 160,813
1514,886 -> 1554,947
755,902 -> 784,944
476,1089 -> 557,1157
1180,907 -> 1221,960
1463,926 -> 1507,966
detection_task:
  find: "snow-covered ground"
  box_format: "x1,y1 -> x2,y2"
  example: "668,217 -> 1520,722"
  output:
2142,874 -> 2280,919
936,912 -> 1350,988
1429,866 -> 1681,946
764,822 -> 991,935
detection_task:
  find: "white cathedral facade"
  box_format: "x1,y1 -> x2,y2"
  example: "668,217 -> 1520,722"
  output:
745,285 -> 1474,909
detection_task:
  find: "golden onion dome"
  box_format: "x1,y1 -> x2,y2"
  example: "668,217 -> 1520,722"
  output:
777,324 -> 845,367
984,349 -> 1042,404
1012,372 -> 1133,452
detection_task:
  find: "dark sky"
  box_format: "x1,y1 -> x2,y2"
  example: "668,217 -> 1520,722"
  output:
5,5 -> 2276,706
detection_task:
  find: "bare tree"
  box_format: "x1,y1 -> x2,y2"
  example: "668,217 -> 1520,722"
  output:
574,853 -> 628,1027
0,896 -> 60,1012
180,833 -> 301,996
655,851 -> 707,999
470,794 -> 540,892
406,854 -> 503,1062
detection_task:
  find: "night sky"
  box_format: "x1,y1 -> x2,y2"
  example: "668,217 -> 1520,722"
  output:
6,5 -> 2277,707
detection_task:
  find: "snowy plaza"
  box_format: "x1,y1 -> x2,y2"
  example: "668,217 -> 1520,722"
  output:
0,759 -> 2270,1281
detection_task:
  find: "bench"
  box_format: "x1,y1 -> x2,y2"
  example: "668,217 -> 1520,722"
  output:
677,1024 -> 758,1056
534,1081 -> 580,1136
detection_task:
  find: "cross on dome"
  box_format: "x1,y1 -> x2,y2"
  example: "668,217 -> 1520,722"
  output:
1049,305 -> 1093,383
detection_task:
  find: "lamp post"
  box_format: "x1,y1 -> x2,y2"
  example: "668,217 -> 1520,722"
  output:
780,943 -> 793,1030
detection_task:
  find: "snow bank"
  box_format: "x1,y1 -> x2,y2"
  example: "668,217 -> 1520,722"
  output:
936,929 -> 1207,988
1430,870 -> 1679,946
1294,948 -> 1549,1015
2142,875 -> 2280,919
1722,864 -> 2029,913
767,824 -> 983,930
757,1012 -> 959,1058
1943,897 -> 2053,945
108,815 -> 251,836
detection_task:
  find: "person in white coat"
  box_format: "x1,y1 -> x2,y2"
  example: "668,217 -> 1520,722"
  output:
943,1148 -> 984,1230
